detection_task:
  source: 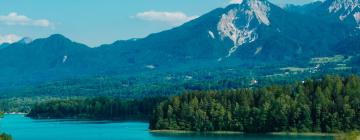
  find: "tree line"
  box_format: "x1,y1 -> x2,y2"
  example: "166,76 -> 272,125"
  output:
27,97 -> 164,120
150,75 -> 360,133
26,75 -> 360,133
1,67 -> 320,98
0,73 -> 302,113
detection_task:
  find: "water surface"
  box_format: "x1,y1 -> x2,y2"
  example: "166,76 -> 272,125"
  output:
0,115 -> 333,140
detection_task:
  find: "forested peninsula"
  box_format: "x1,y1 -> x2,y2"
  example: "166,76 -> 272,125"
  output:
150,75 -> 360,133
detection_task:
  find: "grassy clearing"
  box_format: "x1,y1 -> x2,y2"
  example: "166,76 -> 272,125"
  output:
335,131 -> 360,140
280,67 -> 310,72
310,55 -> 347,64
333,67 -> 352,71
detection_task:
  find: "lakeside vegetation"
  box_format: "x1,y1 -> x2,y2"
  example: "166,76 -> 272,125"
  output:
1,71 -> 355,114
0,134 -> 12,140
27,97 -> 164,120
0,96 -> 68,113
21,75 -> 360,136
0,75 -> 304,113
336,131 -> 360,140
150,75 -> 360,133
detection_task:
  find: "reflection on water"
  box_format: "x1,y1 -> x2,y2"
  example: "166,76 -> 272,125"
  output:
0,115 -> 333,140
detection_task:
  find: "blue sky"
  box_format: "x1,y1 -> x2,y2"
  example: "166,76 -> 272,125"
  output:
0,0 -> 320,47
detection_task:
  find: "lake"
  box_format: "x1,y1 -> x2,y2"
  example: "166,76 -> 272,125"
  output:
0,115 -> 333,140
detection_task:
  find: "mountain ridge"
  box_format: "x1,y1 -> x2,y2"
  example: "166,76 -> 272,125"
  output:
0,0 -> 359,89
286,0 -> 360,29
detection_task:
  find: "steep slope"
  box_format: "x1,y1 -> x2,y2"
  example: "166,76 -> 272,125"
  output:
0,34 -> 97,86
284,0 -> 360,61
0,0 -> 356,89
0,43 -> 10,50
16,37 -> 33,44
333,34 -> 360,55
288,0 -> 360,29
285,0 -> 360,59
284,1 -> 324,15
100,0 -> 350,67
326,0 -> 360,29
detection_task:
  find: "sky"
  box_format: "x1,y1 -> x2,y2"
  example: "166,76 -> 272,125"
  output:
0,0 -> 320,47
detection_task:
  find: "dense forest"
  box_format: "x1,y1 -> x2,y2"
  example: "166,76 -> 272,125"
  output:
27,97 -> 165,120
21,75 -> 360,134
150,75 -> 360,133
0,73 -> 308,113
0,97 -> 66,113
0,64 -> 355,114
1,63 -> 353,98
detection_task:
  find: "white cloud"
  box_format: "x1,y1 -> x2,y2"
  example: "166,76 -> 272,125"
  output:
229,0 -> 243,4
134,11 -> 198,25
0,12 -> 51,27
0,34 -> 22,44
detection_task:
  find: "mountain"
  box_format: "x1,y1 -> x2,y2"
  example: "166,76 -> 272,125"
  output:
0,34 -> 96,86
0,0 -> 358,89
0,37 -> 32,50
286,0 -> 360,29
100,0 -> 350,66
16,37 -> 33,44
284,1 -> 324,14
0,43 -> 10,50
284,0 -> 360,62
325,0 -> 360,28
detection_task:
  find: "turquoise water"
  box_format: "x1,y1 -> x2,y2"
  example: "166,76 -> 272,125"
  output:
0,115 -> 333,140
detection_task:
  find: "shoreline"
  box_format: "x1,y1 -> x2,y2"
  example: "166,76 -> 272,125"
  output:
150,130 -> 336,137
269,132 -> 336,137
150,130 -> 244,134
4,112 -> 27,115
